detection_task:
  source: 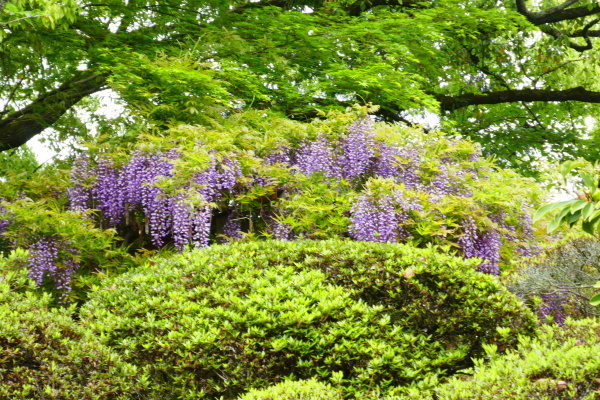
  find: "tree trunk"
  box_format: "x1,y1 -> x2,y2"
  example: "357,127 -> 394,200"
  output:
0,73 -> 107,151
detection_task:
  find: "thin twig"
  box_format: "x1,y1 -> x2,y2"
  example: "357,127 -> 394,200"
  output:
0,14 -> 50,25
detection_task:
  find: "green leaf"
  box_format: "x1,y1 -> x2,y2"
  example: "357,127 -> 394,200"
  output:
547,207 -> 572,233
568,210 -> 582,226
582,214 -> 600,235
591,293 -> 600,307
570,200 -> 589,213
533,199 -> 577,223
582,202 -> 595,220
580,171 -> 596,190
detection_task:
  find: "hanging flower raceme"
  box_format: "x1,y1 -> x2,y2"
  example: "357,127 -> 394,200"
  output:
457,217 -> 501,275
349,183 -> 423,243
67,156 -> 94,212
28,236 -> 80,302
68,149 -> 243,250
296,135 -> 342,178
339,117 -> 376,180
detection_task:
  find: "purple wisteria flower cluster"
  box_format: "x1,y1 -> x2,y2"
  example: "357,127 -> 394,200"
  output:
62,117 -> 537,276
295,118 -> 422,186
28,236 -> 80,302
68,150 -> 242,250
458,217 -> 501,275
349,188 -> 423,243
537,291 -> 567,326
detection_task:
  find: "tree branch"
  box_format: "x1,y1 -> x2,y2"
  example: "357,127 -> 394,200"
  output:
516,0 -> 600,25
0,73 -> 107,151
540,20 -> 598,52
345,0 -> 425,17
229,0 -> 288,14
436,86 -> 600,111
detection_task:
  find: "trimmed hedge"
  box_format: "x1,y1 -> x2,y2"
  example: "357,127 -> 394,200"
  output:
81,240 -> 537,399
237,378 -> 343,400
0,276 -> 145,399
417,318 -> 600,400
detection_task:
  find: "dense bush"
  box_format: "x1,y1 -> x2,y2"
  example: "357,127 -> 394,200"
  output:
0,270 -> 145,399
509,235 -> 600,324
237,378 -> 343,400
416,318 -> 600,400
81,240 -> 537,399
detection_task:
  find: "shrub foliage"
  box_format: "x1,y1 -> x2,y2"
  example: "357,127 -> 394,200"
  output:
0,274 -> 145,399
509,235 -> 600,324
419,318 -> 600,400
81,240 -> 537,399
237,378 -> 343,400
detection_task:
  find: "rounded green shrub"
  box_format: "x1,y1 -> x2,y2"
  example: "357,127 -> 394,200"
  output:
0,277 -> 145,399
237,378 -> 342,400
80,240 -> 537,399
417,318 -> 600,400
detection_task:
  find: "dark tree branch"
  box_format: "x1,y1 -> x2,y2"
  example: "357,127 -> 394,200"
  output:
436,86 -> 600,111
345,0 -> 425,17
229,0 -> 288,14
0,73 -> 107,151
516,0 -> 600,25
540,18 -> 599,52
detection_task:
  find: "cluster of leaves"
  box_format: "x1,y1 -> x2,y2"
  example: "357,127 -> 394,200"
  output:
534,160 -> 600,235
0,267 -> 146,399
79,239 -> 537,399
534,160 -> 600,309
414,318 -> 600,400
237,378 -> 342,400
0,154 -> 139,303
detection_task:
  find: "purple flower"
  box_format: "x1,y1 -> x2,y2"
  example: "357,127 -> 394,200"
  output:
458,217 -> 501,275
221,209 -> 243,242
339,118 -> 376,180
28,236 -> 80,302
68,156 -> 94,212
296,135 -> 342,178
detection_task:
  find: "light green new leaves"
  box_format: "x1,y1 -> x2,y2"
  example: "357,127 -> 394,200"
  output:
534,166 -> 600,235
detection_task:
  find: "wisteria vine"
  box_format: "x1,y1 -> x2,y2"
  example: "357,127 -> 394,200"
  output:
58,117 -> 539,279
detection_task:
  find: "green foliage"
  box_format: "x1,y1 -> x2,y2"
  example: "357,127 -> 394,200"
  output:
0,276 -> 145,399
534,160 -> 600,235
508,234 -> 600,320
0,145 -> 38,178
5,0 -> 600,173
415,318 -> 600,400
80,239 -> 537,399
1,0 -> 79,33
237,378 -> 343,400
534,160 -> 600,309
0,195 -> 138,303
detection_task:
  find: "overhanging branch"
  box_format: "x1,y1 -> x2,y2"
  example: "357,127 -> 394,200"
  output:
437,86 -> 600,111
516,0 -> 600,25
0,73 -> 107,151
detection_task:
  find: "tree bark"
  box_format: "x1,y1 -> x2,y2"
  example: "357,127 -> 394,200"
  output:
0,73 -> 107,151
436,86 -> 600,111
